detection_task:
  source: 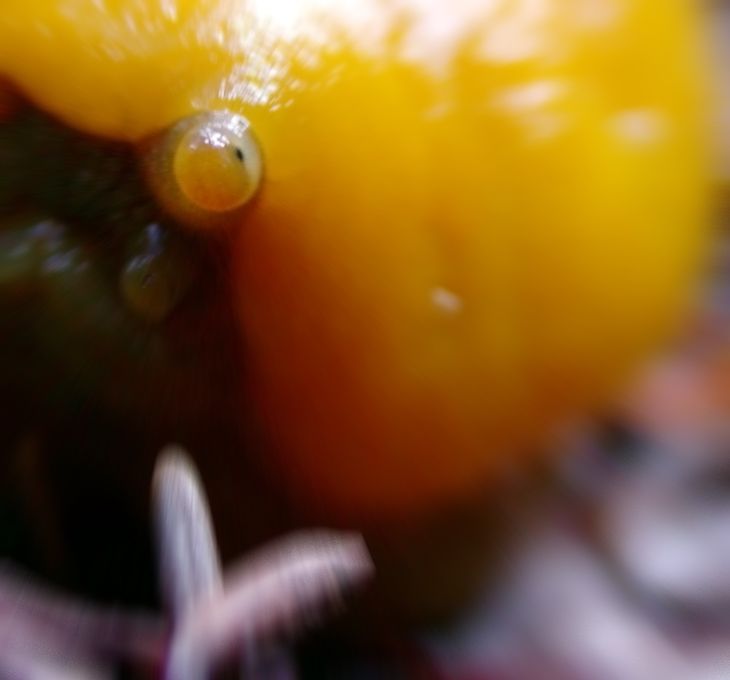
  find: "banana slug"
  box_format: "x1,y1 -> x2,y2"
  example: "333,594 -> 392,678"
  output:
0,0 -> 710,526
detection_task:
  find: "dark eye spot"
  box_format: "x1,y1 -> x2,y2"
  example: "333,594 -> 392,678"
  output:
234,147 -> 244,162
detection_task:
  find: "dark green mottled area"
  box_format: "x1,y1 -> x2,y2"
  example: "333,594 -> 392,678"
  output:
0,101 -> 243,432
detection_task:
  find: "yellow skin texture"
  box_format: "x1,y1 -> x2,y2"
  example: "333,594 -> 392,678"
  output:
0,0 -> 709,519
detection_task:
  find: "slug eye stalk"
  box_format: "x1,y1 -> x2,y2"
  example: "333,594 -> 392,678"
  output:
141,111 -> 264,231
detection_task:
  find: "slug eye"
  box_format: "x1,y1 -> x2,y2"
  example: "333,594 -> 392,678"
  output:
174,116 -> 262,213
142,111 -> 263,230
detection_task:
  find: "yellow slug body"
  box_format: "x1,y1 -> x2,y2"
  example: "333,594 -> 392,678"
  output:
0,0 -> 710,520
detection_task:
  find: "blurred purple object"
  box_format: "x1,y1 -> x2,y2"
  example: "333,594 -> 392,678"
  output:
0,447 -> 373,680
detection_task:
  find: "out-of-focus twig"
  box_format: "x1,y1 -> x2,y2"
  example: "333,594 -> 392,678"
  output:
0,446 -> 374,680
